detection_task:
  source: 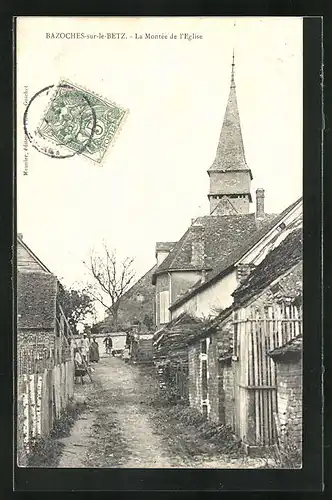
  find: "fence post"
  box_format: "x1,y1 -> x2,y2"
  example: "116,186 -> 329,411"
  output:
29,374 -> 37,443
36,374 -> 43,438
22,374 -> 30,456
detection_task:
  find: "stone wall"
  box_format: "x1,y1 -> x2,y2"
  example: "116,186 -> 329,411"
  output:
275,355 -> 302,451
223,363 -> 235,429
207,344 -> 234,427
188,344 -> 201,411
207,335 -> 219,423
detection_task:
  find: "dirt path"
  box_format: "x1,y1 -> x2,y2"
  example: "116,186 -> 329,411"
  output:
57,355 -> 265,468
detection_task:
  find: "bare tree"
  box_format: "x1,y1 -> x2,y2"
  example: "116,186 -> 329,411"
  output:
84,242 -> 136,330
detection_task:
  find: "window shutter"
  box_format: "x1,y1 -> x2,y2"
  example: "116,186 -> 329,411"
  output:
159,291 -> 170,324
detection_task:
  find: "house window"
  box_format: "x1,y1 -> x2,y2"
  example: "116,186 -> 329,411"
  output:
201,338 -> 207,354
159,290 -> 170,324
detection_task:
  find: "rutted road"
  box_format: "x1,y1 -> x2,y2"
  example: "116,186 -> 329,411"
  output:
57,355 -> 264,468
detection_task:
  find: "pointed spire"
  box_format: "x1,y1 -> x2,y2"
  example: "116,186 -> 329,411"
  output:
231,48 -> 235,88
208,50 -> 249,173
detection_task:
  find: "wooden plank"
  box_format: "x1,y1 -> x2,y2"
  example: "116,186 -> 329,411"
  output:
285,305 -> 290,342
294,306 -> 299,336
41,369 -> 47,437
60,363 -> 65,410
256,318 -> 263,446
47,368 -> 52,431
259,310 -> 268,446
238,384 -> 277,390
22,375 -> 29,454
248,319 -> 254,387
251,318 -> 260,444
68,361 -> 74,399
29,374 -> 36,441
57,366 -> 61,417
36,374 -> 42,437
267,317 -> 273,445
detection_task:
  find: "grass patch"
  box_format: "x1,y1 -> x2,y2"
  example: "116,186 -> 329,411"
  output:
262,437 -> 302,469
27,399 -> 87,467
148,383 -> 245,460
167,405 -> 245,456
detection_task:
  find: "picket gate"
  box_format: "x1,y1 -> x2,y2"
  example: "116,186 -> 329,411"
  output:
233,303 -> 302,447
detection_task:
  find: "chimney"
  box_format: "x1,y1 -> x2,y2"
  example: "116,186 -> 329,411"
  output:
18,233 -> 23,240
256,188 -> 265,219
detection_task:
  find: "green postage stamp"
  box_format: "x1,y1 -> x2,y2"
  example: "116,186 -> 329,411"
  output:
36,79 -> 128,164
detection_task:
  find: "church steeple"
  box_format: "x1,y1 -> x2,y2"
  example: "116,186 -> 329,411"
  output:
231,48 -> 235,88
208,52 -> 253,216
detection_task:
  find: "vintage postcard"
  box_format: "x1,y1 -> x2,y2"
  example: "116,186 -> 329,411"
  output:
16,16 -> 304,473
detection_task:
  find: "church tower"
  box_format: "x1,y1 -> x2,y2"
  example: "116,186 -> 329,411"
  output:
208,52 -> 253,215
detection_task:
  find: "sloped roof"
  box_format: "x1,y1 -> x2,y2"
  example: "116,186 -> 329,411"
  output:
18,271 -> 57,330
156,242 -> 177,253
153,213 -> 260,282
268,334 -> 302,359
208,61 -> 249,173
187,226 -> 302,346
154,314 -> 206,358
232,227 -> 302,308
187,305 -> 234,346
153,312 -> 199,343
17,235 -> 53,274
169,197 -> 301,310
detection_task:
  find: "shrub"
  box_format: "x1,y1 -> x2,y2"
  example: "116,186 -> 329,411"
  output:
273,433 -> 302,469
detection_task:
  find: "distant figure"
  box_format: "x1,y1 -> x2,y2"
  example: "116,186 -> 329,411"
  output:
81,333 -> 90,364
103,334 -> 113,355
74,347 -> 87,384
74,347 -> 83,365
122,346 -> 130,363
89,336 -> 100,363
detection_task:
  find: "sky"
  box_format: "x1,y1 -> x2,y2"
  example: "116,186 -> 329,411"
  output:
17,17 -> 303,319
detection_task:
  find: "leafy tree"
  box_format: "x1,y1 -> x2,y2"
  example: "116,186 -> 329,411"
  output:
57,284 -> 95,335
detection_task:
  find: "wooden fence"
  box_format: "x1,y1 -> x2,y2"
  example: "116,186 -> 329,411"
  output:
233,303 -> 302,447
17,343 -> 74,466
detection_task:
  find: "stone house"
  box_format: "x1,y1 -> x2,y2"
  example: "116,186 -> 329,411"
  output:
17,234 -> 70,361
100,264 -> 157,332
187,227 -> 302,452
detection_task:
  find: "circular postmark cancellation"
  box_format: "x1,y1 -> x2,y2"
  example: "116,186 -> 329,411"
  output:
23,80 -> 128,164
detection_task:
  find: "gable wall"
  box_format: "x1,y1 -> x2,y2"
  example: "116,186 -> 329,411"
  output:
171,271 -> 202,303
17,241 -> 49,273
172,269 -> 237,320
